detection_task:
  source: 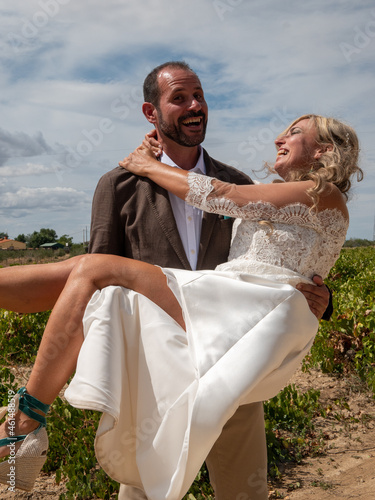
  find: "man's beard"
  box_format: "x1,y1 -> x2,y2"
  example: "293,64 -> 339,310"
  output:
157,109 -> 207,147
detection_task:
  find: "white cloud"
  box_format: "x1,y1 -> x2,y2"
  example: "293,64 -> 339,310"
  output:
0,0 -> 373,241
0,162 -> 56,177
0,186 -> 90,210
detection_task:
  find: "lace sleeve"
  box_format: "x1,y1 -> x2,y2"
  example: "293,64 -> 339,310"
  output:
186,172 -> 265,220
185,172 -> 348,232
185,172 -> 216,209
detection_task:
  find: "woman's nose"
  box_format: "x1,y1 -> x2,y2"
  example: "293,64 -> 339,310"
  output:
274,135 -> 285,147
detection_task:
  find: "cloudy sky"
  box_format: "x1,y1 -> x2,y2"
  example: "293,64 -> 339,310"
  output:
1,1 -> 374,243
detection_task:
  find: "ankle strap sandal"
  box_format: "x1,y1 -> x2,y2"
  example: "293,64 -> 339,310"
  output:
0,387 -> 50,492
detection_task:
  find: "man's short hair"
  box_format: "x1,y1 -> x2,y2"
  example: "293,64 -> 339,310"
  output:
143,61 -> 199,107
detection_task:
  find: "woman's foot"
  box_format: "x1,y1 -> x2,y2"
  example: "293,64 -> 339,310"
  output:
0,388 -> 50,492
0,412 -> 40,459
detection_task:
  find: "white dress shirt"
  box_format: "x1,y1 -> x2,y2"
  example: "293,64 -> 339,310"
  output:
160,148 -> 206,270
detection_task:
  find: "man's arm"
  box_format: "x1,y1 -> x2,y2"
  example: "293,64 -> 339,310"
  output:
89,171 -> 125,256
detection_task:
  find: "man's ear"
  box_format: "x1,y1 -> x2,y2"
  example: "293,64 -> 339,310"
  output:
142,102 -> 157,124
314,143 -> 333,160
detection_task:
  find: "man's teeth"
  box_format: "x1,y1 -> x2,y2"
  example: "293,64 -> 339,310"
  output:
183,117 -> 202,125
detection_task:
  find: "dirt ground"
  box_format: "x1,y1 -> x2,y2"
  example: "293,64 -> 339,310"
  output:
269,369 -> 375,500
1,368 -> 374,500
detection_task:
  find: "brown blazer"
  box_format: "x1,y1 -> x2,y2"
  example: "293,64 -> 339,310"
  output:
89,149 -> 252,270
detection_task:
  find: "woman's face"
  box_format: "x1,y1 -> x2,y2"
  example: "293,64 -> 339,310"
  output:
274,118 -> 323,180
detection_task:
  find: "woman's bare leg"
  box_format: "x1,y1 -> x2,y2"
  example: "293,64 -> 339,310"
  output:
0,255 -> 84,456
0,255 -> 85,313
1,254 -> 183,455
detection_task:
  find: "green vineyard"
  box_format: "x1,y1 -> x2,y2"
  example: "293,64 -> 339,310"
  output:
1,247 -> 374,499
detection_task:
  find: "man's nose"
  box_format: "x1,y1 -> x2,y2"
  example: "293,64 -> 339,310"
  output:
188,98 -> 202,111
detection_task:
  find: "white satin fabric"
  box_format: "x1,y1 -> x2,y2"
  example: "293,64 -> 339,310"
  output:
65,269 -> 318,500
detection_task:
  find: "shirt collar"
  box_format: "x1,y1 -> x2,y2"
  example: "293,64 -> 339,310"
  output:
160,146 -> 206,175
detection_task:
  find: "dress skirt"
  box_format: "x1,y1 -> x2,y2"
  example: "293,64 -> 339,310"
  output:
64,269 -> 318,500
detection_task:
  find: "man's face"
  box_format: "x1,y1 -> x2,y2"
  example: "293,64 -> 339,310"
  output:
155,68 -> 208,147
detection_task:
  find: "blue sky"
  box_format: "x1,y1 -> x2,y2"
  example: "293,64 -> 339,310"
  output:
0,0 -> 374,243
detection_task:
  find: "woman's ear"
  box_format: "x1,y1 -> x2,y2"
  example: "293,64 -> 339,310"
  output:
314,143 -> 333,159
142,102 -> 157,125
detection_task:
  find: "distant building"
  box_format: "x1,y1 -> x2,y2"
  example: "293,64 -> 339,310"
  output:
0,238 -> 27,250
39,242 -> 64,250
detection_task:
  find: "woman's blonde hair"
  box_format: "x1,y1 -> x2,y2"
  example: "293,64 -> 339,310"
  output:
272,114 -> 363,209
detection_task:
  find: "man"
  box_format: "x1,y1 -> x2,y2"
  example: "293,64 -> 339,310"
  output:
89,61 -> 330,500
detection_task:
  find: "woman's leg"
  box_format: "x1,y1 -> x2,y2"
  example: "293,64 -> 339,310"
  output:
0,255 -> 85,313
1,254 -> 183,455
0,255 -> 84,459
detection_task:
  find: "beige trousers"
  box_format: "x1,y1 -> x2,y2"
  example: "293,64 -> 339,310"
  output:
117,402 -> 268,500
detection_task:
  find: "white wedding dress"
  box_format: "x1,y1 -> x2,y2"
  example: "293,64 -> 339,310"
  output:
65,173 -> 348,500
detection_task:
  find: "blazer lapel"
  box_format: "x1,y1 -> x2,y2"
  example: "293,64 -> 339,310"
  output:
142,178 -> 191,269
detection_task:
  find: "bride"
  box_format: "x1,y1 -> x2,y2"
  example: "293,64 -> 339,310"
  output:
0,114 -> 362,499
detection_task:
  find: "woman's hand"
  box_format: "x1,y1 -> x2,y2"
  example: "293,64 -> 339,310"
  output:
119,132 -> 162,176
143,130 -> 163,158
120,130 -> 189,199
119,146 -> 156,177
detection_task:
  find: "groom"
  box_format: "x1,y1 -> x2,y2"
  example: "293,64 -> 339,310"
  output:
89,61 -> 330,499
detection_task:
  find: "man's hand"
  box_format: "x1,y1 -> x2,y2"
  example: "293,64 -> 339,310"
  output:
296,275 -> 330,320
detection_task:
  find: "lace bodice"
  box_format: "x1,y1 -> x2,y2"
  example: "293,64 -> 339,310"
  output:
186,172 -> 348,285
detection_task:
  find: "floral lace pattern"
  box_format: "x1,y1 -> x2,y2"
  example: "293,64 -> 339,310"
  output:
186,172 -> 348,284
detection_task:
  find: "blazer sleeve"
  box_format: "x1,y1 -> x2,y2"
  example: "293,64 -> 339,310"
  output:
89,170 -> 125,255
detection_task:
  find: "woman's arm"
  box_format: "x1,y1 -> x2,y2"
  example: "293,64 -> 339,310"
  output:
121,145 -> 314,206
120,145 -> 345,214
